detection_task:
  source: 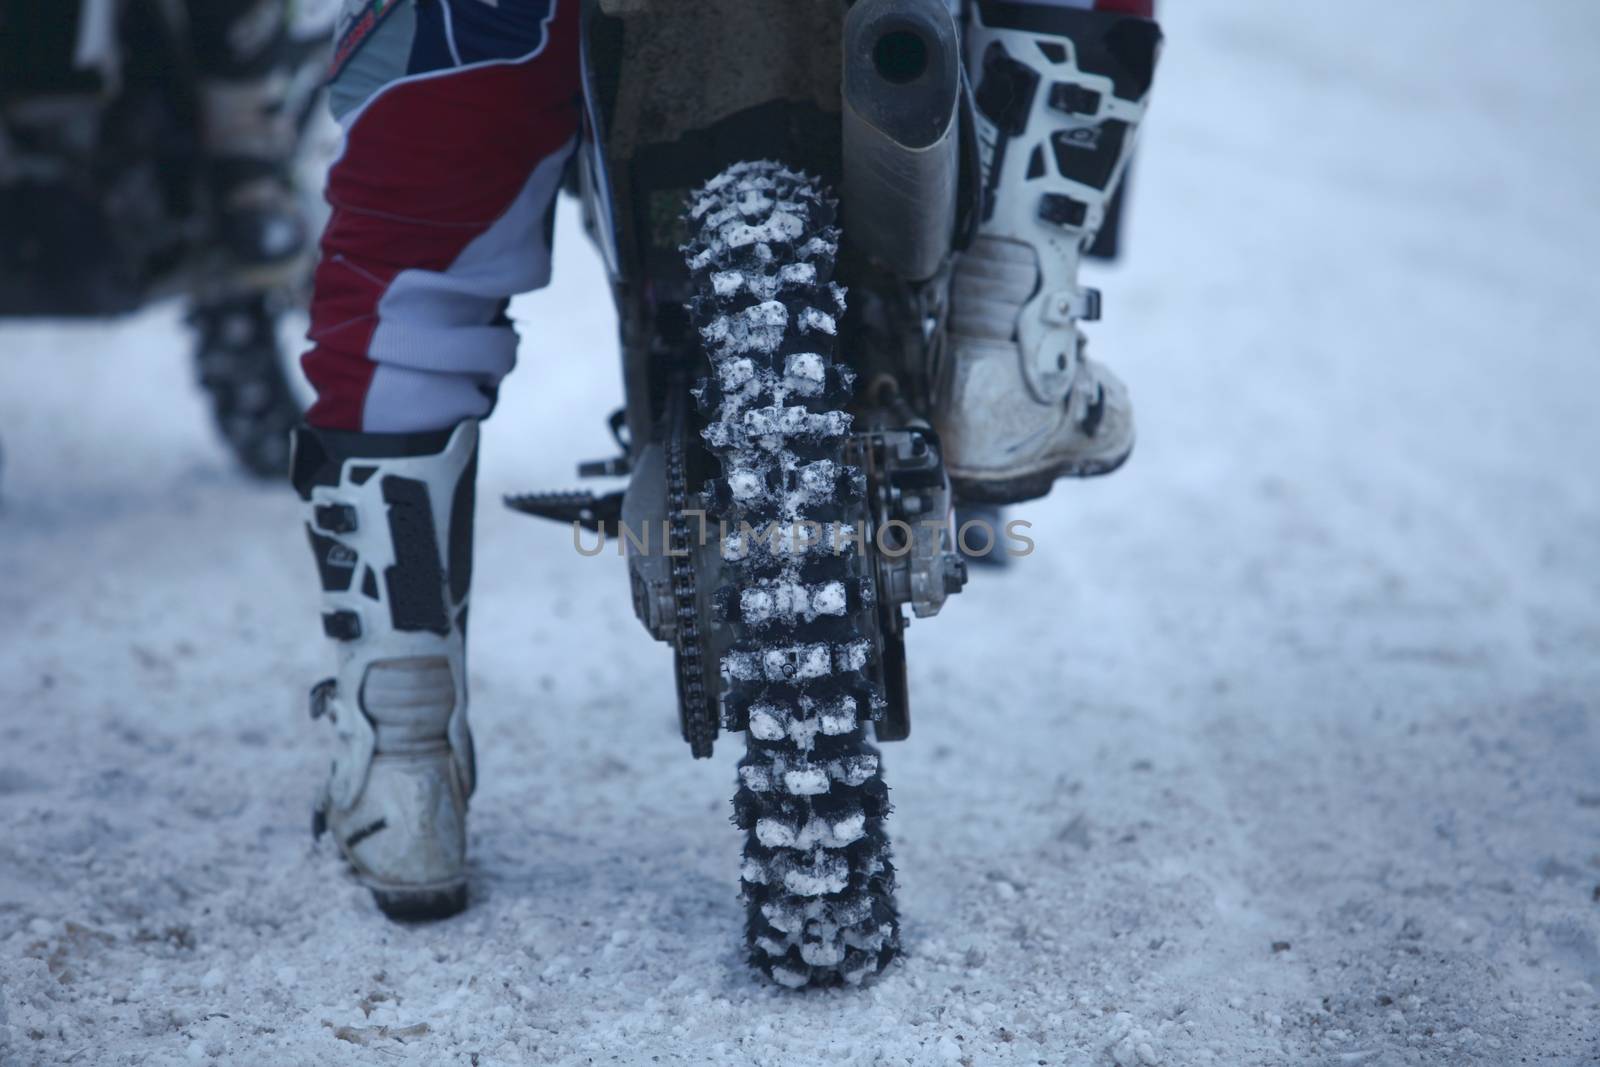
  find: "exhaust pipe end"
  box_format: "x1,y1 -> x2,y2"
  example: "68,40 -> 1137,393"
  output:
842,0 -> 964,282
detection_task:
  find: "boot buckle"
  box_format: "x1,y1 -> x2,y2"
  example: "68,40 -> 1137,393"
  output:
309,677 -> 337,721
1043,287 -> 1101,325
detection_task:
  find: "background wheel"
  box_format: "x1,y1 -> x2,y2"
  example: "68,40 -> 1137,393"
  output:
190,289 -> 305,479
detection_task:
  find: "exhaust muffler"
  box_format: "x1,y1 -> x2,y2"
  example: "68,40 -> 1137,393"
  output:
842,0 -> 964,283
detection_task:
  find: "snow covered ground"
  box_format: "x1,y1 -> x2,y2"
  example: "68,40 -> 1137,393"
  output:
4,0 -> 1599,1063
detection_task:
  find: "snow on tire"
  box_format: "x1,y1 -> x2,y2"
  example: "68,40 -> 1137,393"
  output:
684,161 -> 899,988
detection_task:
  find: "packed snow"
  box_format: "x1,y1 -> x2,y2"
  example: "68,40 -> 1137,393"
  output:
4,0 -> 1600,1063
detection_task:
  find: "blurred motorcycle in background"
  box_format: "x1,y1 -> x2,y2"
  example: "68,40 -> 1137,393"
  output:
0,0 -> 336,478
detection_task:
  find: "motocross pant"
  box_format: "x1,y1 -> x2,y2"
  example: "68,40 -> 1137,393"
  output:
302,0 -> 1144,433
302,0 -> 578,432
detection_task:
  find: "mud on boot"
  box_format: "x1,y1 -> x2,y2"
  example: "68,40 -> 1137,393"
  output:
292,420 -> 480,921
934,3 -> 1161,503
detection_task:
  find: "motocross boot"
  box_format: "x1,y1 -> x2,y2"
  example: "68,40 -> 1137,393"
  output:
934,3 -> 1161,503
291,420 -> 479,920
199,76 -> 309,275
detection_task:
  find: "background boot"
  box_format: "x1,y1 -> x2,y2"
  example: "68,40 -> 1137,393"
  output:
935,4 -> 1161,503
206,153 -> 309,273
291,420 -> 480,920
189,1 -> 310,276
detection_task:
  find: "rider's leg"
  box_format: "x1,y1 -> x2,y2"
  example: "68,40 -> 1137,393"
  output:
295,0 -> 579,919
185,0 -> 308,270
937,0 -> 1161,502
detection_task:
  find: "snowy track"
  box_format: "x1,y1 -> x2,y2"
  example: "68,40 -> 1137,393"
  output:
3,1 -> 1599,1063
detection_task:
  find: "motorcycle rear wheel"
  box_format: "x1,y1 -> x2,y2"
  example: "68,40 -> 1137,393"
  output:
684,161 -> 899,987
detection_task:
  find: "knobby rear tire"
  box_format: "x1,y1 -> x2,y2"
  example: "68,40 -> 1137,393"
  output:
684,161 -> 899,988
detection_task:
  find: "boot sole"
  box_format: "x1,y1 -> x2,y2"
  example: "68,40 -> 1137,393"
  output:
371,883 -> 468,922
952,448 -> 1131,505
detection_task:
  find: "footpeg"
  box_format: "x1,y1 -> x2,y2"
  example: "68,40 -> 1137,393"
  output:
504,489 -> 624,532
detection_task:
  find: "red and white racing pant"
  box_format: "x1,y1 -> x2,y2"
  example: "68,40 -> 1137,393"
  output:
303,0 -> 1150,433
303,0 -> 578,432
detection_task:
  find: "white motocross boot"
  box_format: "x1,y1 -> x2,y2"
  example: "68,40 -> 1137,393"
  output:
935,2 -> 1162,503
291,420 -> 479,920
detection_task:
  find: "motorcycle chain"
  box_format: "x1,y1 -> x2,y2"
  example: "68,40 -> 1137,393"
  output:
666,379 -> 717,759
